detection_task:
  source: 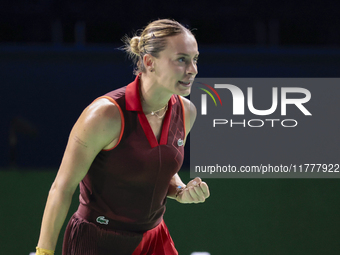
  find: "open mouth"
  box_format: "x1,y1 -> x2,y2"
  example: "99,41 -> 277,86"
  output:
178,80 -> 191,86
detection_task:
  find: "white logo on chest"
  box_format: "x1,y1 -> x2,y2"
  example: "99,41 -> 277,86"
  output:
177,138 -> 184,147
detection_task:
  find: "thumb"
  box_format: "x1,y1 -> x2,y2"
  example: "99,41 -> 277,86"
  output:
186,177 -> 202,188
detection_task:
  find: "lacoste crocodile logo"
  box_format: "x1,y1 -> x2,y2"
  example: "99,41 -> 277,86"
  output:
96,216 -> 109,225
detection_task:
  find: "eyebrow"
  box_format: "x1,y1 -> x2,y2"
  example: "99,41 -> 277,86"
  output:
176,52 -> 199,56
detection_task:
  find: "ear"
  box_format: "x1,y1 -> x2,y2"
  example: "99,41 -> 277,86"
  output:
143,54 -> 155,72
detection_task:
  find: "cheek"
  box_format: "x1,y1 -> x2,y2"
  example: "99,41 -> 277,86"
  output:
158,61 -> 184,85
162,64 -> 182,79
171,64 -> 185,76
167,60 -> 184,71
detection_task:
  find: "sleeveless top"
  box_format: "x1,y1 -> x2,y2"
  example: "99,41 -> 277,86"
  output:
77,75 -> 186,232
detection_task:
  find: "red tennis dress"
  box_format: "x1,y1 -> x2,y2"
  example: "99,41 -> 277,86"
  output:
62,75 -> 186,255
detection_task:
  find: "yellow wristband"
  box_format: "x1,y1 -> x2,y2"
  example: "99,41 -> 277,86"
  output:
36,247 -> 54,255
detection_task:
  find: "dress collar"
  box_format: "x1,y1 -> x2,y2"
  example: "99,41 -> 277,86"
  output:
125,74 -> 177,112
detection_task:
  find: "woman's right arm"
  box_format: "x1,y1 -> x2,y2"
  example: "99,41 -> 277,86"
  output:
36,98 -> 122,252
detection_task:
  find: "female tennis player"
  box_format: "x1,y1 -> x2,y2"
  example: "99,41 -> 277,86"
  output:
36,19 -> 210,255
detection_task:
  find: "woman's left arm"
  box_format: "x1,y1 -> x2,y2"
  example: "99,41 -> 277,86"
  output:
167,97 -> 210,203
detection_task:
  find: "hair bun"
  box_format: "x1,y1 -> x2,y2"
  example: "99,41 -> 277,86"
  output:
130,36 -> 141,56
121,19 -> 192,75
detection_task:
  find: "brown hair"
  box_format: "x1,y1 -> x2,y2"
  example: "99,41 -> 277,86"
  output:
122,19 -> 193,75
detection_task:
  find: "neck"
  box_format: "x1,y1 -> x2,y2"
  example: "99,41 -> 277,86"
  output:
139,73 -> 172,114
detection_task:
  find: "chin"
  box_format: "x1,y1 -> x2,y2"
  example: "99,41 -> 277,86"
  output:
177,87 -> 191,97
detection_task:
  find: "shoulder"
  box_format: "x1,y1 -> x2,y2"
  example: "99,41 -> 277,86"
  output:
179,95 -> 196,112
73,97 -> 122,149
103,86 -> 127,103
178,96 -> 197,134
85,98 -> 121,127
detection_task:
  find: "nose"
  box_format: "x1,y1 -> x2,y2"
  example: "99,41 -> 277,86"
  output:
187,60 -> 198,76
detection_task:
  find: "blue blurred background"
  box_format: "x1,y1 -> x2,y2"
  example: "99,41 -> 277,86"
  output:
1,1 -> 340,254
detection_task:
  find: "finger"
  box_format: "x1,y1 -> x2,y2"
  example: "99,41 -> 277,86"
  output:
193,177 -> 202,185
193,186 -> 205,202
199,182 -> 210,198
187,177 -> 202,188
183,188 -> 195,203
188,187 -> 198,204
188,187 -> 200,203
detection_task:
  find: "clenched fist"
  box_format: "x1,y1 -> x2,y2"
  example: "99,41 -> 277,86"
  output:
176,177 -> 210,204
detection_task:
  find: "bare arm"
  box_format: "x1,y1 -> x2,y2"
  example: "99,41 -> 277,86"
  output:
37,98 -> 121,251
167,97 -> 197,199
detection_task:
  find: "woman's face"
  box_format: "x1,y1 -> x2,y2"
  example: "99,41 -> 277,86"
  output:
152,32 -> 199,97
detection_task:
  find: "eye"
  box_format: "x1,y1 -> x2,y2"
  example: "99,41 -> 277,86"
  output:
194,57 -> 199,63
178,57 -> 185,63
